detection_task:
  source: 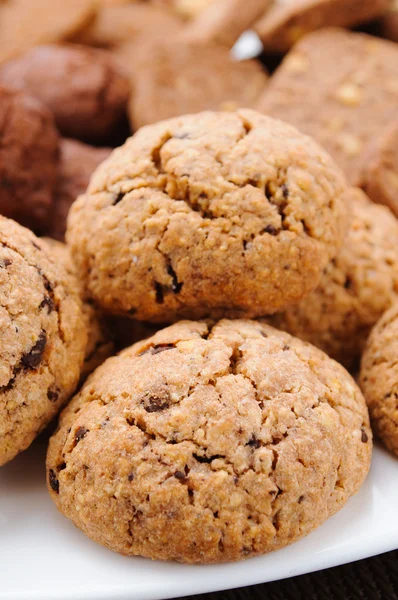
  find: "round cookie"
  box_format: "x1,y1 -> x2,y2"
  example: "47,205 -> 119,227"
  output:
125,42 -> 268,129
360,303 -> 398,456
0,44 -> 130,144
46,319 -> 372,563
0,85 -> 59,233
360,121 -> 398,218
50,139 -> 112,242
67,109 -> 347,322
270,188 -> 398,371
42,237 -> 115,383
0,218 -> 87,467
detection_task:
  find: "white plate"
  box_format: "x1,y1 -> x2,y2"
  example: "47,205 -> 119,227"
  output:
1,437 -> 398,600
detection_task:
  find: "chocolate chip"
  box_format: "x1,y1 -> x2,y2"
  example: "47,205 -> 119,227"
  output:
281,184 -> 289,199
174,470 -> 187,482
47,388 -> 59,402
21,330 -> 47,369
155,282 -> 164,304
193,453 -> 224,464
167,264 -> 183,294
113,192 -> 125,205
282,345 -> 290,351
263,224 -> 279,236
49,469 -> 59,494
127,473 -> 135,482
151,344 -> 175,355
298,495 -> 305,504
74,426 -> 89,444
0,258 -> 11,268
39,296 -> 54,312
361,429 -> 368,443
144,396 -> 170,413
344,276 -> 353,290
247,435 -> 261,449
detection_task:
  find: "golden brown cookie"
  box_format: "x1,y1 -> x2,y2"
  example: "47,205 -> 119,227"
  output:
74,3 -> 182,48
126,42 -> 267,129
182,0 -> 270,48
41,238 -> 115,383
360,303 -> 398,456
50,139 -> 112,242
257,29 -> 398,186
67,109 -> 346,322
359,121 -> 398,218
269,188 -> 398,371
0,218 -> 86,467
0,44 -> 130,144
254,0 -> 390,53
46,319 -> 371,563
0,85 -> 59,233
0,0 -> 96,64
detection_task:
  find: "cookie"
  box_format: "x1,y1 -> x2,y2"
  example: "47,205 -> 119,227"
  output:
257,29 -> 398,186
46,319 -> 371,563
0,218 -> 86,467
0,85 -> 59,233
182,0 -> 270,48
50,139 -> 112,242
359,121 -> 398,218
0,0 -> 96,64
74,4 -> 182,48
379,1 -> 398,43
42,237 -> 115,382
67,109 -> 346,322
269,188 -> 398,371
254,0 -> 390,53
124,41 -> 267,129
0,44 -> 130,144
360,303 -> 398,456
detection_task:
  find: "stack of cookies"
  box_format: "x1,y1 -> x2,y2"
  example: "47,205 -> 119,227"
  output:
0,0 -> 397,566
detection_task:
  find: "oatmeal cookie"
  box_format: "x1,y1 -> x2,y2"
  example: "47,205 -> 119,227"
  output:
67,109 -> 346,322
257,29 -> 398,185
0,85 -> 59,233
359,121 -> 398,218
47,319 -> 371,563
124,41 -> 267,129
360,303 -> 398,456
0,218 -> 86,467
0,44 -> 130,143
270,188 -> 398,371
254,0 -> 390,53
50,139 -> 112,242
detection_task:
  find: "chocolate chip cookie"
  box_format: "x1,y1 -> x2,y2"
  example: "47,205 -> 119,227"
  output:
125,41 -> 268,129
270,188 -> 398,371
50,139 -> 112,242
360,303 -> 398,456
254,0 -> 390,53
42,237 -> 115,382
257,29 -> 398,185
0,85 -> 59,233
0,218 -> 86,467
46,319 -> 371,563
0,0 -> 96,64
380,1 -> 398,43
182,0 -> 270,48
359,121 -> 398,218
67,109 -> 346,322
0,44 -> 130,143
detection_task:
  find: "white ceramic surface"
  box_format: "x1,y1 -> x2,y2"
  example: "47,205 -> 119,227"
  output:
1,437 -> 397,600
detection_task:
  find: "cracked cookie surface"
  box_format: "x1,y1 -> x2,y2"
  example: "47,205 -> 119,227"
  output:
67,109 -> 346,322
0,218 -> 87,466
46,319 -> 371,563
270,188 -> 398,371
360,303 -> 398,456
0,44 -> 130,144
